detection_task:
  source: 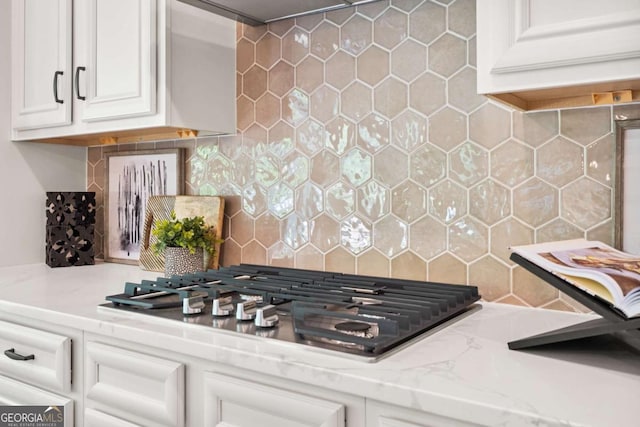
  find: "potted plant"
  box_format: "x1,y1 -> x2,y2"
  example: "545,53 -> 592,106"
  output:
151,211 -> 218,277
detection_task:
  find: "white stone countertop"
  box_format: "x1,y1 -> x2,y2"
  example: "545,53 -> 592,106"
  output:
0,262 -> 638,426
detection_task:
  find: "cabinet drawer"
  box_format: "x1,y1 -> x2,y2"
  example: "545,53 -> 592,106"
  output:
0,374 -> 73,427
0,319 -> 71,392
85,341 -> 185,427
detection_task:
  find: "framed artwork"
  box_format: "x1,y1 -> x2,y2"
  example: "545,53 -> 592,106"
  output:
104,149 -> 184,264
615,119 -> 640,254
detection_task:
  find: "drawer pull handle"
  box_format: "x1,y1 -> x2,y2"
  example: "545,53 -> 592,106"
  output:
4,348 -> 35,361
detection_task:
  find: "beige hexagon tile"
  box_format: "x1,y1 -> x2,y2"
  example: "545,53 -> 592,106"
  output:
495,294 -> 527,307
429,107 -> 467,151
449,142 -> 488,187
311,151 -> 340,187
587,220 -> 615,245
310,85 -> 340,124
429,34 -> 466,78
392,181 -> 427,223
561,107 -> 611,145
282,89 -> 309,126
296,13 -> 324,31
281,27 -> 310,65
281,213 -> 309,249
296,56 -> 324,94
326,182 -> 356,220
357,248 -> 390,277
391,251 -> 426,280
613,103 -> 640,121
357,1 -> 389,19
340,14 -> 373,56
541,299 -> 578,313
254,153 -> 280,187
470,179 -> 510,226
536,136 -> 584,188
237,95 -> 255,131
448,67 -> 485,113
254,212 -> 281,247
241,241 -> 267,265
469,256 -> 509,301
310,214 -> 340,252
268,61 -> 294,97
429,179 -> 467,223
391,110 -> 427,152
236,38 -> 255,73
326,6 -> 355,25
281,152 -> 309,188
513,266 -> 559,306
267,183 -> 294,218
586,134 -> 615,186
374,77 -> 408,119
513,178 -> 558,227
468,35 -> 477,67
296,119 -> 325,156
221,239 -> 241,266
268,121 -> 295,157
256,33 -> 281,70
267,241 -> 295,268
357,180 -> 389,221
237,72 -> 243,98
469,103 -> 511,149
341,82 -> 373,121
255,93 -> 280,128
409,73 -> 446,116
340,215 -> 372,254
242,124 -> 269,157
536,218 -> 583,243
243,65 -> 268,100
448,216 -> 488,262
326,51 -> 356,90
491,139 -> 534,187
242,23 -> 267,42
326,117 -> 357,155
490,218 -> 534,264
296,182 -> 323,220
358,113 -> 390,153
230,211 -> 255,246
326,247 -> 356,273
295,244 -> 324,270
374,216 -> 408,257
242,183 -> 267,217
513,110 -> 558,148
392,0 -> 423,12
410,215 -> 446,261
310,21 -> 340,60
428,253 -> 466,285
409,1 -> 446,45
342,148 -> 372,186
561,178 -> 611,229
357,45 -> 390,87
391,39 -> 426,82
448,0 -> 476,38
373,7 -> 408,50
232,154 -> 255,188
558,292 -> 591,313
410,144 -> 446,187
374,146 -> 408,188
268,19 -> 295,37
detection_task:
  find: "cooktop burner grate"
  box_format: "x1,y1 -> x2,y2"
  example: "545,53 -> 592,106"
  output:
102,264 -> 481,359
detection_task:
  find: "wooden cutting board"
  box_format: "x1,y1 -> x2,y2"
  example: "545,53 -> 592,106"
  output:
139,195 -> 225,272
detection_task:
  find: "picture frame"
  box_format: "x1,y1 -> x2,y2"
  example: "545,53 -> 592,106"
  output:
614,119 -> 640,255
104,148 -> 184,264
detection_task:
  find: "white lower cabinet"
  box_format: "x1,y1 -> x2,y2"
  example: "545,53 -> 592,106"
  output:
0,374 -> 73,427
366,400 -> 480,427
203,371 -> 347,427
84,341 -> 185,427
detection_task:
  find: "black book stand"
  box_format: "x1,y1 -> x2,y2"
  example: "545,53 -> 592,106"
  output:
508,252 -> 640,350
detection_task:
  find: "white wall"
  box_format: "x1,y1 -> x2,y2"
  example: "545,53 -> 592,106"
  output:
0,2 -> 87,267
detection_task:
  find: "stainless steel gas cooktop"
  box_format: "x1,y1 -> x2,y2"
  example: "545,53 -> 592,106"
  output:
101,264 -> 480,361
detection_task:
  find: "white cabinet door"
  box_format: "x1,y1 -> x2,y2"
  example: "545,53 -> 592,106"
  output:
85,341 -> 185,427
11,0 -> 72,130
203,372 -> 345,427
366,400 -> 480,427
0,375 -> 73,427
77,0 -> 157,122
477,0 -> 640,110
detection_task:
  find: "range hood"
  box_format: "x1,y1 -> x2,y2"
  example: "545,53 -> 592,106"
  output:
178,0 -> 382,26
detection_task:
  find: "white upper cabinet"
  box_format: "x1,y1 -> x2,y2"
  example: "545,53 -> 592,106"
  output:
11,0 -> 72,130
11,0 -> 236,145
77,0 -> 157,122
477,0 -> 640,110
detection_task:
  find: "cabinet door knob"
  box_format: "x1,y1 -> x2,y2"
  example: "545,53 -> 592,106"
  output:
75,66 -> 86,101
53,71 -> 64,104
4,348 -> 35,361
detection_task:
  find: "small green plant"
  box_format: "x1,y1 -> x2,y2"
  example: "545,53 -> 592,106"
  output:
151,212 -> 218,255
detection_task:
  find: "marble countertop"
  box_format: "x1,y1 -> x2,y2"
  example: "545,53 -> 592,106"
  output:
0,262 -> 638,426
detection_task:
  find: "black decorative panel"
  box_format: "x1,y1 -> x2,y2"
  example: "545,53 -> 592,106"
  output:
46,192 -> 96,268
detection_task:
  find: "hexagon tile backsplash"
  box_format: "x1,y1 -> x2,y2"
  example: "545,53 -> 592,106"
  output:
88,0 -> 640,313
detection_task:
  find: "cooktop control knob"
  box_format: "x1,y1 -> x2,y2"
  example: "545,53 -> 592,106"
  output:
182,293 -> 205,315
211,296 -> 234,317
255,305 -> 279,328
236,300 -> 257,321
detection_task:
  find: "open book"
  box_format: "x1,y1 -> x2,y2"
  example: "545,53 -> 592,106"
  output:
510,239 -> 640,318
